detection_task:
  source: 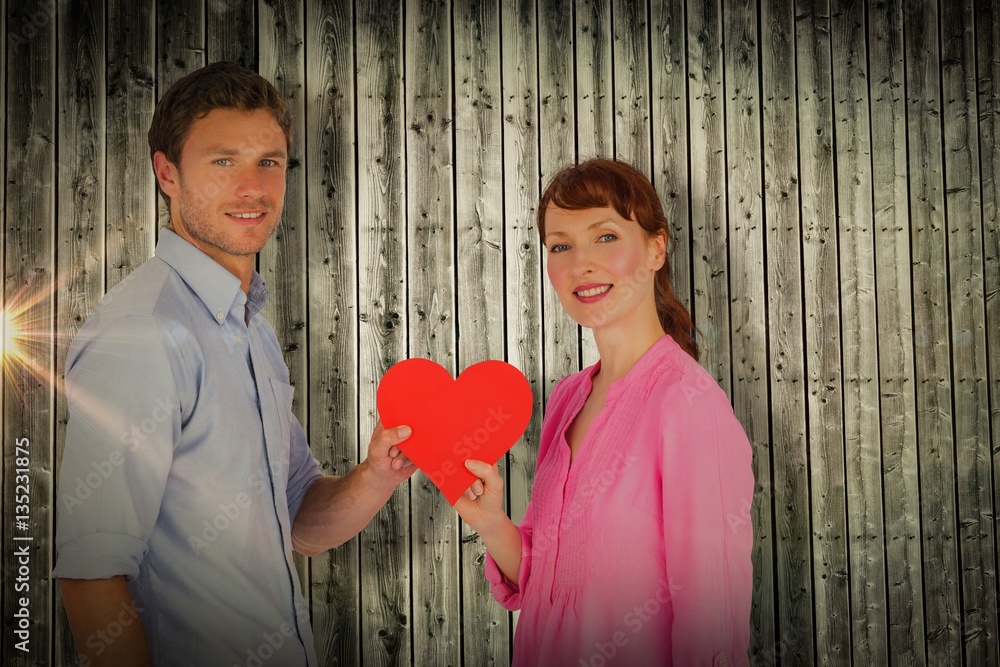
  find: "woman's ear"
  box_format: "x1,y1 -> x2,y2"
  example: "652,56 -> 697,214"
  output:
650,230 -> 667,271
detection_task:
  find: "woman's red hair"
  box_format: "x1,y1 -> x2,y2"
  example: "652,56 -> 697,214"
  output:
537,158 -> 699,361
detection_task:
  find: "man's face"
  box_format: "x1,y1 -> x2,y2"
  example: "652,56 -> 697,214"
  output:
157,108 -> 288,264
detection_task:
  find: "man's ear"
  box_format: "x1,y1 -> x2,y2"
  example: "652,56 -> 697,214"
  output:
152,151 -> 180,199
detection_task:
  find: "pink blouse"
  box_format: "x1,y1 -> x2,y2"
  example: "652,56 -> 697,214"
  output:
485,335 -> 754,666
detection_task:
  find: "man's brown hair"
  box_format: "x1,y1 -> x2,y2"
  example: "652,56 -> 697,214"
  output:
148,61 -> 292,207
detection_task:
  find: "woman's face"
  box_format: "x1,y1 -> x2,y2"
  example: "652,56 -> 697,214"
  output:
542,205 -> 665,332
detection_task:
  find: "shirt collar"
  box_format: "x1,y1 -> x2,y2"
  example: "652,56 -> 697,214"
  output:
588,334 -> 679,401
154,227 -> 269,325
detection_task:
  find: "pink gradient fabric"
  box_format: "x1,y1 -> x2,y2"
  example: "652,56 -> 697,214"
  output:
485,335 -> 754,666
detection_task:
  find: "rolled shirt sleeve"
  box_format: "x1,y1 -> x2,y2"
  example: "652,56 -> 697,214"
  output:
484,502 -> 534,610
55,314 -> 182,580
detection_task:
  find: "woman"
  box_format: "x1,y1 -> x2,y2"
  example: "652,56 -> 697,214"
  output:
456,159 -> 754,666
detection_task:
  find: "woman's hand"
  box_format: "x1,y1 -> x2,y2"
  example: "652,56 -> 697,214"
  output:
453,459 -> 505,532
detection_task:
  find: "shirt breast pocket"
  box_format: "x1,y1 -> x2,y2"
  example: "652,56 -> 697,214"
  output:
265,377 -> 295,489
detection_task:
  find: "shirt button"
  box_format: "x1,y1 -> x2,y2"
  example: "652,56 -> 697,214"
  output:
216,310 -> 225,320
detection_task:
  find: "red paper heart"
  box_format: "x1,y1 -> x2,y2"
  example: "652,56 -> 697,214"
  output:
377,358 -> 533,505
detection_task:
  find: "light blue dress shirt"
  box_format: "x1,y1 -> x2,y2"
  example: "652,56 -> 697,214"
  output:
55,228 -> 322,667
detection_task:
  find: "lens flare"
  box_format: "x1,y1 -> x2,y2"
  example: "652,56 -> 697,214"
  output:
2,282 -> 60,395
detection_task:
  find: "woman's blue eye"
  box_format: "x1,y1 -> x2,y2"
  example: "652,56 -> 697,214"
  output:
599,233 -> 618,242
549,244 -> 570,253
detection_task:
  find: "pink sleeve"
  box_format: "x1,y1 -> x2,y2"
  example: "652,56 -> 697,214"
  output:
661,382 -> 755,667
483,501 -> 534,610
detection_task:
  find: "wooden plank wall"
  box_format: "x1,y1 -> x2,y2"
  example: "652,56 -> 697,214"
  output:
1,0 -> 998,665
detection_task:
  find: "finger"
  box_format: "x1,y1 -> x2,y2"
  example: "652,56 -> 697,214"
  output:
464,459 -> 500,487
471,479 -> 484,496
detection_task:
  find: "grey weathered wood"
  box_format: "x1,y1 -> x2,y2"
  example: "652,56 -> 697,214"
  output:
868,0 -> 924,661
454,0 -> 511,662
54,1 -> 106,663
612,0 -> 650,174
574,0 -> 611,368
538,0 -> 580,390
106,0 -> 156,289
721,0 -> 773,663
499,0 -> 543,608
832,1 -> 888,664
356,1 -> 410,664
761,0 -> 813,661
686,0 -> 731,394
940,0 -> 998,662
977,9 -> 1000,667
404,1 -> 460,664
905,1 -> 962,663
795,1 -> 850,662
207,0 -> 256,67
3,1 -> 55,664
155,0 -> 204,229
303,0 -> 360,662
649,0 -> 692,316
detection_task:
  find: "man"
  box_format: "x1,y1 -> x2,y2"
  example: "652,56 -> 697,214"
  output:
54,61 -> 413,666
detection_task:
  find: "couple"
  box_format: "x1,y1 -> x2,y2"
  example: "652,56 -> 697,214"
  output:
55,62 -> 753,667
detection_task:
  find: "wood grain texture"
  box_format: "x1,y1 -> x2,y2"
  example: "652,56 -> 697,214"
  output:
404,1 -> 461,664
355,1 -> 411,664
794,1 -> 850,662
207,0 -> 256,67
303,0 -> 360,662
3,1 -> 56,664
454,0 -> 511,662
721,0 -> 773,663
905,1 -> 963,663
869,1 -> 924,663
976,7 -> 1000,667
612,0 -> 650,173
537,0 -> 580,392
686,0 -> 731,394
761,0 -> 813,661
940,0 -> 998,662
54,1 -> 106,662
832,0 -> 889,662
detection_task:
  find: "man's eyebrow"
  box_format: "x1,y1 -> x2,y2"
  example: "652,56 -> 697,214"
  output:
202,147 -> 288,159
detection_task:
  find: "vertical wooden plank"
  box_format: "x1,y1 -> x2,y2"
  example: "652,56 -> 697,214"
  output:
760,0 -> 813,661
404,1 -> 459,664
3,0 -> 55,664
54,1 -> 105,663
257,0 -> 310,634
156,0 -> 204,227
612,0 -> 650,173
869,0 -> 924,661
537,0 -> 579,391
940,0 -> 998,662
832,1 -> 889,664
686,0 -> 731,394
650,0 -> 692,315
500,0 -> 543,631
207,0 -> 257,68
106,0 -> 156,289
794,1 -> 850,662
904,0 -> 962,662
356,1 -> 410,664
454,0 -> 511,662
721,0 -> 773,662
574,0 -> 611,368
304,0 -> 360,663
976,7 -> 1000,664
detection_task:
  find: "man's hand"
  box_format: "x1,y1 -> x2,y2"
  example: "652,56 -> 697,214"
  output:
292,422 -> 416,556
363,422 -> 416,489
